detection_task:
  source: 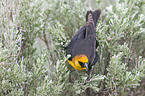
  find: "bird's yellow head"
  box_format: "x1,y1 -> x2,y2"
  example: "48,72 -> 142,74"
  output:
67,54 -> 88,71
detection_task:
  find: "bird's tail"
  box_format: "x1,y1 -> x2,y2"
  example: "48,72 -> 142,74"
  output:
86,9 -> 101,27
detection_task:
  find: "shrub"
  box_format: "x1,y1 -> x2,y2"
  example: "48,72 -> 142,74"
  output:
0,0 -> 145,95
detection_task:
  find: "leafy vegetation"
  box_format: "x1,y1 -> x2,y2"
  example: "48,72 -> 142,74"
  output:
0,0 -> 145,95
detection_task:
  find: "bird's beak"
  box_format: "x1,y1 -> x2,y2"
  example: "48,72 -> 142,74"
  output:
84,62 -> 88,71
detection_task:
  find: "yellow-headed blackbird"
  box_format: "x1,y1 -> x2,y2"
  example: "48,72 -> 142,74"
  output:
66,9 -> 101,73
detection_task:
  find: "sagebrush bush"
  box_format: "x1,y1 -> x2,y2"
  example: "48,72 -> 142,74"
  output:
0,0 -> 145,96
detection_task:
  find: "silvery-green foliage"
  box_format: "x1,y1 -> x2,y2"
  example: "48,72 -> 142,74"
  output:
96,0 -> 145,95
0,0 -> 145,95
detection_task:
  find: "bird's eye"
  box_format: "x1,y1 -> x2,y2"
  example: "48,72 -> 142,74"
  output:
78,61 -> 85,68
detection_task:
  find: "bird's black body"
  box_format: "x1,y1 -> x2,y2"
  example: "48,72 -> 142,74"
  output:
66,10 -> 101,70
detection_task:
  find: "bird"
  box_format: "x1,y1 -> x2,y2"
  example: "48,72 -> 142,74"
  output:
65,9 -> 101,79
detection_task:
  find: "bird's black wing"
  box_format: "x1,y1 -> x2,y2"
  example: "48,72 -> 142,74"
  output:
66,25 -> 88,57
71,22 -> 96,58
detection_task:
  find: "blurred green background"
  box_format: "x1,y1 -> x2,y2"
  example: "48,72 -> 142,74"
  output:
0,0 -> 145,96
